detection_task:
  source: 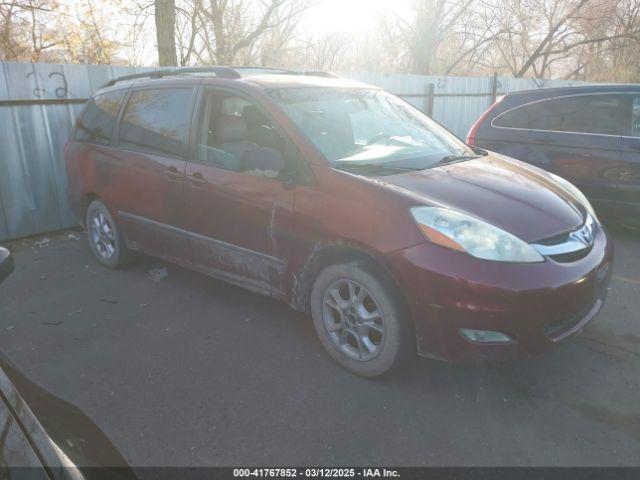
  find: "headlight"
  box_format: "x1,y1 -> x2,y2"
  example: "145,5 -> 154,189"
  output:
548,173 -> 598,222
410,207 -> 544,263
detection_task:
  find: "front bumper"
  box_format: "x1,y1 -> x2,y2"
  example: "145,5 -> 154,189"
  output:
384,225 -> 613,362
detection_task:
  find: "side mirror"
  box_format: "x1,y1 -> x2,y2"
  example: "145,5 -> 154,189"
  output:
0,247 -> 14,284
240,147 -> 288,178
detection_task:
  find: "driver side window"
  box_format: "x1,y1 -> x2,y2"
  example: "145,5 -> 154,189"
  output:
197,91 -> 287,178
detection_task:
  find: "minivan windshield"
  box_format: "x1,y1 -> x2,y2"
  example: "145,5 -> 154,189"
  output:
267,87 -> 479,170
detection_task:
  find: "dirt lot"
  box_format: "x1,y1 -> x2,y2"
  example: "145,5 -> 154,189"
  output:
0,227 -> 639,467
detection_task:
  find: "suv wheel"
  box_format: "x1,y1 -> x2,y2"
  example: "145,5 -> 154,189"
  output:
310,262 -> 413,377
85,200 -> 134,269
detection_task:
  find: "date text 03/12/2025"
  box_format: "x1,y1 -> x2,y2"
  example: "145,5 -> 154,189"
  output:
232,468 -> 401,478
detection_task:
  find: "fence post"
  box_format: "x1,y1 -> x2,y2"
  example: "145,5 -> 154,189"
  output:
491,71 -> 498,105
424,83 -> 435,117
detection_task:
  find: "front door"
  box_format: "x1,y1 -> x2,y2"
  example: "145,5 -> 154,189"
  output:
526,94 -> 626,218
184,88 -> 295,295
111,86 -> 195,264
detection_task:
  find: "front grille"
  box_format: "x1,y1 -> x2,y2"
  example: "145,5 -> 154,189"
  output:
549,245 -> 592,263
535,231 -> 570,246
531,214 -> 596,263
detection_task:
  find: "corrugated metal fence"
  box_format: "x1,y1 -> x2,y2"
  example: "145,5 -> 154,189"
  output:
0,61 -> 584,242
0,62 -> 154,241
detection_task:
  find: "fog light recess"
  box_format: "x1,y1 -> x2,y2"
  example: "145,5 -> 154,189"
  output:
459,328 -> 515,344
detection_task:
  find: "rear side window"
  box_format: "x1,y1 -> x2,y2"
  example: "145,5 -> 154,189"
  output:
74,89 -> 126,145
118,88 -> 193,157
494,94 -> 630,135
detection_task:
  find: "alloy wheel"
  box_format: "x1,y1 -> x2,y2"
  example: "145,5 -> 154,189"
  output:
322,279 -> 385,361
89,212 -> 116,259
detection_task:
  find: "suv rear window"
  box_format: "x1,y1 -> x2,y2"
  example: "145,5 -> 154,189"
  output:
118,88 -> 193,157
494,94 -> 630,135
74,89 -> 126,145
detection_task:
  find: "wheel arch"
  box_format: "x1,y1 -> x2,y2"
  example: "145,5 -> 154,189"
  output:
290,242 -> 410,320
81,192 -> 102,221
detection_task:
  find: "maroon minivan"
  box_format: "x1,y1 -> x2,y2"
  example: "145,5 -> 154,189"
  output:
65,67 -> 613,377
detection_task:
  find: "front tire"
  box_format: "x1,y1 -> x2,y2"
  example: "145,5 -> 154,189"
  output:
85,200 -> 134,269
310,262 -> 414,377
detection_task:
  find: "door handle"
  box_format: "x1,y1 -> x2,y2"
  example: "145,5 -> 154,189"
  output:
189,172 -> 208,186
162,167 -> 182,181
281,169 -> 296,190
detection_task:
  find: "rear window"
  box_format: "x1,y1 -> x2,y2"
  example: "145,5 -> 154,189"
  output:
74,89 -> 126,145
493,94 -> 631,135
118,88 -> 193,157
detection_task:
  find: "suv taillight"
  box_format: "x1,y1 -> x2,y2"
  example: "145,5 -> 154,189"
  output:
466,96 -> 504,146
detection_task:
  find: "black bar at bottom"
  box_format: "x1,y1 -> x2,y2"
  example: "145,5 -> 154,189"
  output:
3,466 -> 637,480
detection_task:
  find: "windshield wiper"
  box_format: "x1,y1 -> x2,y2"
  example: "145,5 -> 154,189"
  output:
432,153 -> 483,167
333,161 -> 425,174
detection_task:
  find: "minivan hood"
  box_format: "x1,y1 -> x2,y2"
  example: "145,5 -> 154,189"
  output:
370,154 -> 585,242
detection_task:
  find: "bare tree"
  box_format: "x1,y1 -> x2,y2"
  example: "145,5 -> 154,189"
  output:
175,0 -> 204,65
194,0 -> 317,64
489,0 -> 640,78
410,0 -> 475,74
366,0 -> 640,80
2,0 -> 640,83
155,0 -> 178,65
252,5 -> 305,67
373,0 -> 510,76
0,0 -> 58,61
0,0 -> 125,63
57,1 -> 122,64
571,0 -> 640,81
302,32 -> 346,70
127,0 -> 318,67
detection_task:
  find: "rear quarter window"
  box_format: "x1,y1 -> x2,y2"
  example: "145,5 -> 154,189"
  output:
74,89 -> 126,145
118,88 -> 194,157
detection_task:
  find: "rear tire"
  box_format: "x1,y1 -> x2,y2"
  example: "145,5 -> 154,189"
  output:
85,200 -> 134,269
310,261 -> 414,377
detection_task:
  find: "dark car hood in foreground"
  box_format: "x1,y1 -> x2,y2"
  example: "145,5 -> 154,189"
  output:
0,353 -> 135,479
375,153 -> 585,242
0,247 -> 13,283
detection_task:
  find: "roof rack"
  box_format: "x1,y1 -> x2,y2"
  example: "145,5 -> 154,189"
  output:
231,67 -> 297,75
103,66 -> 241,87
232,67 -> 337,78
304,70 -> 337,78
103,65 -> 337,88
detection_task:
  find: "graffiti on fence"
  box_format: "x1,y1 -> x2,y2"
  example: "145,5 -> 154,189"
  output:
26,70 -> 69,99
